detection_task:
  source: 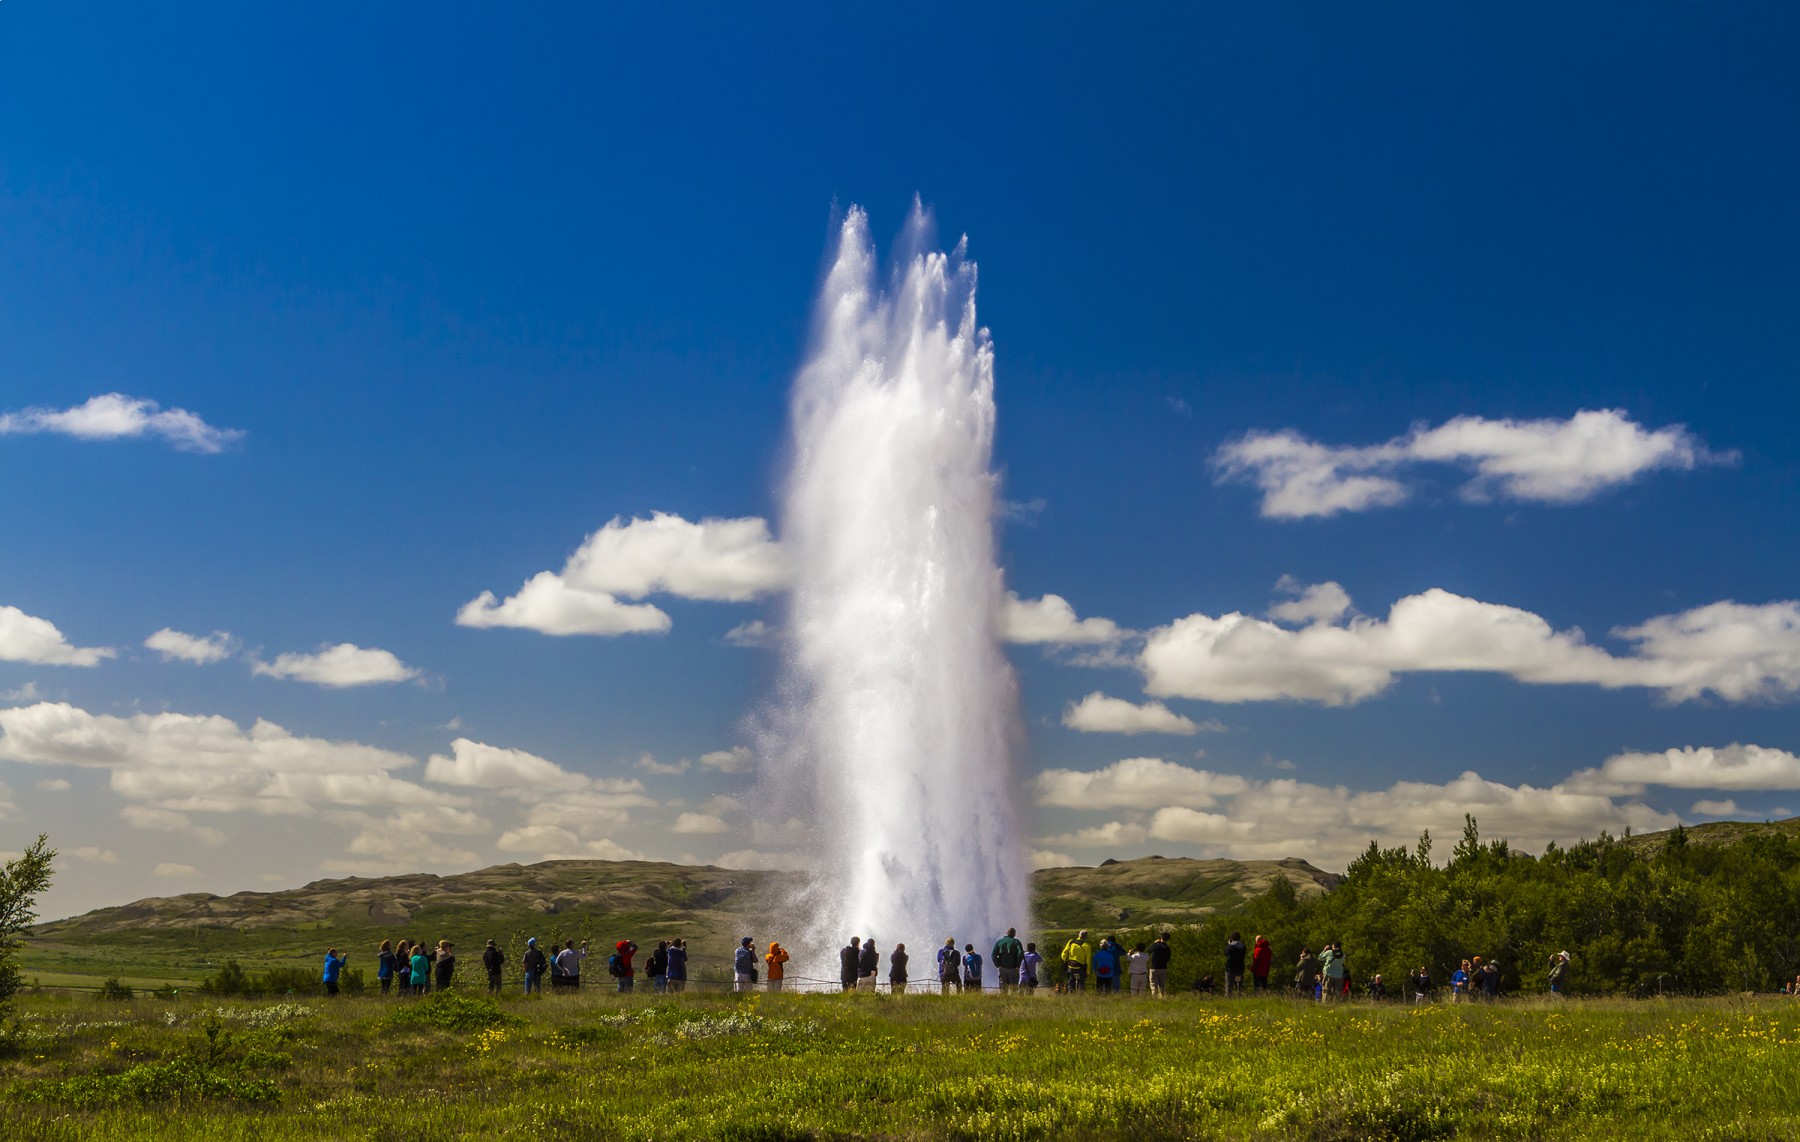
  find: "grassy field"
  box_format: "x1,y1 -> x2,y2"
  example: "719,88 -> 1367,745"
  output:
5,987 -> 1798,1140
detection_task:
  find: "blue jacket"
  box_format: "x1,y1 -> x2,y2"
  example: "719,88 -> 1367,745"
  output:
666,945 -> 687,980
735,945 -> 757,975
1091,945 -> 1120,978
322,952 -> 347,984
962,952 -> 983,985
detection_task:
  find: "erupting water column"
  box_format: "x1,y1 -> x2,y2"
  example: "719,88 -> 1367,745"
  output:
773,203 -> 1031,965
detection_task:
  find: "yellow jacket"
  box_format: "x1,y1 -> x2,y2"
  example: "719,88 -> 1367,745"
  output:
1061,937 -> 1092,970
765,944 -> 789,980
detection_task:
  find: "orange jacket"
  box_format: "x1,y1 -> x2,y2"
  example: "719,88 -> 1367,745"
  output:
765,943 -> 789,979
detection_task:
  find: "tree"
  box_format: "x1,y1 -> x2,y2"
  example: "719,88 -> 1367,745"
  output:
0,834 -> 56,1007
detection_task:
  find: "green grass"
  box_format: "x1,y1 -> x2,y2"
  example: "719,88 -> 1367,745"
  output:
6,989 -> 1800,1139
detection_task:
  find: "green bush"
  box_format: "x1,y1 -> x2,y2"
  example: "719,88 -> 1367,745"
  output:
383,991 -> 518,1033
98,977 -> 135,1002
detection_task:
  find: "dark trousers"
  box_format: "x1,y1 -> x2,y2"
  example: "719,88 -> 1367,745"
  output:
487,971 -> 503,995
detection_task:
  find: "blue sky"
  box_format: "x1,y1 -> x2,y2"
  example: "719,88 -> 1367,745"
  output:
3,3 -> 1798,918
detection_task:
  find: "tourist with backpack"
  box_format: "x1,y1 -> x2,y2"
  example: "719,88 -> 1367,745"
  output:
433,941 -> 457,991
1060,931 -> 1093,993
1091,938 -> 1120,994
1022,942 -> 1043,990
962,943 -> 983,992
521,937 -> 547,995
666,939 -> 688,993
765,941 -> 789,993
937,937 -> 961,994
992,928 -> 1024,990
482,940 -> 504,995
605,939 -> 632,992
734,937 -> 758,993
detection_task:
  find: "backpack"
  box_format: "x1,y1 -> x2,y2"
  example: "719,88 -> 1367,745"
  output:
608,952 -> 625,978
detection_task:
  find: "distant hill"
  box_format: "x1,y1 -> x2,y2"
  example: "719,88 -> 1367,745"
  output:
1617,816 -> 1800,854
24,854 -> 1336,987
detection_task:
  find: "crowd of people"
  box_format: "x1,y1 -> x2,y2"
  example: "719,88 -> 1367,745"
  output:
323,928 -> 1573,1001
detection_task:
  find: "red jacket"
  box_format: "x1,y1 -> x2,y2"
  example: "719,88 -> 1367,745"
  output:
1251,937 -> 1273,977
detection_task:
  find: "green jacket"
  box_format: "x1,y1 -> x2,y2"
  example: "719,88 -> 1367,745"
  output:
992,936 -> 1025,970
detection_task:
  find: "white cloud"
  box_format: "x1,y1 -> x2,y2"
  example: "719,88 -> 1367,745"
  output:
1035,756 -> 1679,870
635,753 -> 691,776
1268,578 -> 1353,626
699,746 -> 754,774
1140,582 -> 1800,706
1062,692 -> 1201,736
458,512 -> 787,637
119,805 -> 229,846
671,812 -> 730,835
424,738 -> 592,794
2,682 -> 45,702
1036,756 -> 1250,810
496,824 -> 580,853
145,628 -> 235,664
67,846 -> 118,864
35,778 -> 71,792
1569,744 -> 1800,793
715,849 -> 808,871
0,702 -> 457,822
0,393 -> 243,453
1030,849 -> 1075,869
0,605 -> 114,667
251,643 -> 421,688
1001,593 -> 1127,646
153,862 -> 199,878
579,838 -> 647,862
1692,799 -> 1739,817
1213,409 -> 1732,519
722,619 -> 776,647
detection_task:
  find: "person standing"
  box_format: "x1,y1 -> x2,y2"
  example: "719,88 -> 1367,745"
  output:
666,939 -> 688,993
734,937 -> 758,993
1091,938 -> 1120,995
1251,935 -> 1272,993
434,941 -> 457,991
1060,930 -> 1093,993
409,944 -> 430,996
992,928 -> 1025,991
1409,965 -> 1431,1003
604,939 -> 629,993
558,939 -> 589,991
1452,960 -> 1471,1002
841,938 -> 862,992
961,943 -> 984,993
322,947 -> 349,997
765,941 -> 789,993
938,938 -> 961,995
1548,951 -> 1569,997
521,938 -> 547,995
1022,942 -> 1043,991
1223,932 -> 1247,997
1320,943 -> 1345,1002
889,943 -> 909,995
376,940 -> 397,996
1369,973 -> 1387,1001
481,940 -> 504,995
394,940 -> 413,997
1294,948 -> 1317,998
1127,942 -> 1150,996
1481,960 -> 1500,1001
647,940 -> 669,993
858,937 -> 879,990
1147,933 -> 1172,997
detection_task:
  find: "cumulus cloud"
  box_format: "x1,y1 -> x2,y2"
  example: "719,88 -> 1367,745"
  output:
1692,799 -> 1739,817
1568,744 -> 1800,794
1213,409 -> 1732,519
0,605 -> 114,667
699,746 -> 754,774
0,702 -> 458,823
424,739 -> 592,794
1001,593 -> 1128,646
1268,578 -> 1353,626
458,512 -> 787,636
1036,757 -> 1250,810
35,778 -> 71,792
145,628 -> 235,664
1061,692 -> 1202,736
1139,582 -> 1800,706
1030,849 -> 1075,869
671,812 -> 730,835
153,862 -> 199,878
578,838 -> 647,862
635,753 -> 691,776
120,805 -> 229,847
1035,756 -> 1680,869
0,393 -> 243,453
67,846 -> 118,864
495,824 -> 579,853
251,643 -> 421,688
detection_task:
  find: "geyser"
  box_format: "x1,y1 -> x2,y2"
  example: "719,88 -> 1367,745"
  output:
771,204 -> 1031,968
